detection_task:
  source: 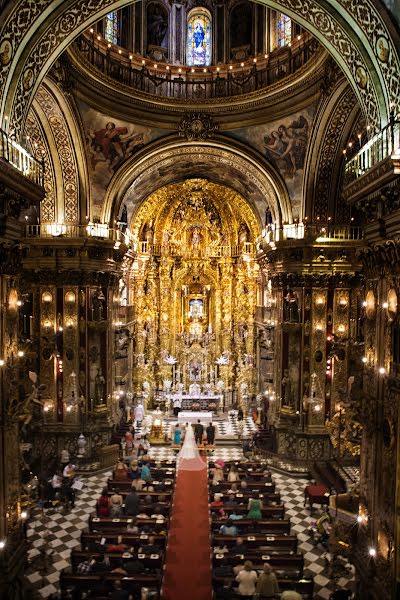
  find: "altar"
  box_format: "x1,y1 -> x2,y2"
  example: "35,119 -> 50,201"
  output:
178,411 -> 213,424
166,393 -> 223,411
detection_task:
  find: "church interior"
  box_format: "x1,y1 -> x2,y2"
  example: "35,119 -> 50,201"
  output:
0,0 -> 399,598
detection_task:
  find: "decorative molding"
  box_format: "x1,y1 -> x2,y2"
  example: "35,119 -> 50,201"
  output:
178,113 -> 218,140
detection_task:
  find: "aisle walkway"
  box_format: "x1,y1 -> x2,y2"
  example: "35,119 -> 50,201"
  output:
161,458 -> 212,600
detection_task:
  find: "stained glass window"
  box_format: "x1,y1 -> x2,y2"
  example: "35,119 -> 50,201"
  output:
186,10 -> 212,66
277,13 -> 291,48
104,11 -> 120,45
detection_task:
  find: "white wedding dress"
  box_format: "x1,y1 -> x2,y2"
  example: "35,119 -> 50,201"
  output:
176,422 -> 206,471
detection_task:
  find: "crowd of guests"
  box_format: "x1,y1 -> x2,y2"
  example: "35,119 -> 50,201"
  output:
37,449 -> 78,510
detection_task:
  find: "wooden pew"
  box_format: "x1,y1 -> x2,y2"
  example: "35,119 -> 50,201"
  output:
107,479 -> 174,492
210,504 -> 286,519
213,552 -> 304,575
81,531 -> 166,550
211,518 -> 291,534
212,575 -> 314,600
89,516 -> 168,532
213,481 -> 275,492
60,571 -> 161,599
70,550 -> 163,571
212,533 -> 298,552
209,491 -> 281,504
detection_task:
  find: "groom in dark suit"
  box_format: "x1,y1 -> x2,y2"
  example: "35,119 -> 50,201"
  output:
194,420 -> 204,444
206,422 -> 216,445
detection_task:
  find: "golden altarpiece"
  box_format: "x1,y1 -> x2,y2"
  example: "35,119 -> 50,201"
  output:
126,179 -> 259,404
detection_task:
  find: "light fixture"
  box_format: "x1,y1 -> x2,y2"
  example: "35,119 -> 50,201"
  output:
382,302 -> 388,309
97,35 -> 101,41
21,511 -> 28,520
89,28 -> 94,34
338,324 -> 345,333
42,291 -> 52,303
17,350 -> 24,358
357,515 -> 363,523
0,360 -> 4,367
65,291 -> 75,303
108,43 -> 111,48
0,540 -> 5,550
67,320 -> 73,329
379,367 -> 386,375
315,296 -> 325,306
368,547 -> 376,557
118,49 -> 122,54
362,357 -> 367,363
58,325 -> 63,332
362,300 -> 367,307
16,300 -> 22,307
129,55 -> 133,60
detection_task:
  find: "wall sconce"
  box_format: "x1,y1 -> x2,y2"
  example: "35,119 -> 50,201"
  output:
42,291 -> 52,303
0,540 -> 6,550
65,291 -> 76,303
0,359 -> 4,367
315,324 -> 323,331
379,367 -> 386,375
368,547 -> 376,557
382,302 -> 388,309
315,296 -> 325,306
67,319 -> 73,329
43,320 -> 51,329
338,297 -> 348,307
337,324 -> 346,333
17,350 -> 24,358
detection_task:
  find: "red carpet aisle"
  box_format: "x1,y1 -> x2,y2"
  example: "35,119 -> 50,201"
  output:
161,459 -> 212,600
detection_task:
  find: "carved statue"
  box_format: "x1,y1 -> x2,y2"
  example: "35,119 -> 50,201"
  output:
92,290 -> 104,321
94,368 -> 105,405
238,223 -> 248,245
283,289 -> 300,322
281,369 -> 293,407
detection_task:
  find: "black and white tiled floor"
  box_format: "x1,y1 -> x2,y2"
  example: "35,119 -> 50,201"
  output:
25,444 -> 355,599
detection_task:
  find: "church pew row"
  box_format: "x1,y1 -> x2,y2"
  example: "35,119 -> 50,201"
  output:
211,517 -> 291,534
70,550 -> 163,571
81,531 -> 166,550
212,575 -> 314,600
106,490 -> 172,501
107,479 -> 174,492
209,491 -> 281,503
210,504 -> 285,518
209,473 -> 273,482
94,504 -> 170,517
112,467 -> 176,479
212,533 -> 298,552
213,553 -> 304,576
89,516 -> 169,532
212,481 -> 275,492
60,572 -> 161,600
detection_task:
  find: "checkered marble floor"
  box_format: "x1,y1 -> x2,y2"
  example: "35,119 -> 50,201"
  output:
272,471 -> 355,599
24,447 -> 354,599
157,413 -> 257,442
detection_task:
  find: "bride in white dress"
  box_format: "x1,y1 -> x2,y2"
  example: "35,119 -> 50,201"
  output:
176,421 -> 206,471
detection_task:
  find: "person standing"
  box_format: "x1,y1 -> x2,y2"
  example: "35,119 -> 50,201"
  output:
194,419 -> 204,445
206,422 -> 216,445
134,402 -> 144,426
173,424 -> 182,445
256,563 -> 280,598
60,448 -> 70,471
173,396 -> 181,417
235,560 -> 258,598
247,493 -> 263,520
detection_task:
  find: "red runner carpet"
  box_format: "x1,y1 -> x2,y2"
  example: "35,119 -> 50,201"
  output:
161,458 -> 212,600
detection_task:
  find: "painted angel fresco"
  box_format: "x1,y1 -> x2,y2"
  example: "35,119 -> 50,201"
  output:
264,115 -> 309,178
88,122 -> 145,172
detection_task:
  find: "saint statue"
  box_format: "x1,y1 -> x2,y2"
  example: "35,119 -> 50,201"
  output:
94,368 -> 105,405
281,369 -> 292,407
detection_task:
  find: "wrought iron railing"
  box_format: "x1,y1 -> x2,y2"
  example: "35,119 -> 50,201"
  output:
344,117 -> 400,184
74,33 -> 320,101
0,128 -> 44,186
258,223 -> 363,245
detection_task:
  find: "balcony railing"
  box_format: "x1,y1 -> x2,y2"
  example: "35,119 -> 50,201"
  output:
0,128 -> 44,186
25,223 -> 131,245
74,33 -> 319,102
258,223 -> 363,245
344,117 -> 400,184
136,240 -> 255,257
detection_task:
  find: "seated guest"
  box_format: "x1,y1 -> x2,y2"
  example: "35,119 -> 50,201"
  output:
240,481 -> 248,491
232,556 -> 245,576
219,519 -> 238,536
96,487 -> 110,517
114,459 -> 128,481
124,488 -> 139,516
62,462 -> 76,479
256,563 -> 280,599
212,461 -> 225,485
91,554 -> 110,573
142,480 -> 155,492
230,537 -> 248,555
140,461 -> 152,482
227,465 -> 240,483
280,592 -> 302,600
213,543 -> 229,554
51,472 -> 62,490
228,493 -> 238,505
127,460 -> 140,480
229,509 -> 244,521
76,557 -> 92,574
110,559 -> 127,576
131,478 -> 144,491
228,483 -> 238,494
109,490 -> 124,516
151,505 -> 165,519
140,535 -> 159,555
110,579 -> 133,600
126,519 -> 139,534
123,558 -> 145,575
261,468 -> 272,480
211,493 -> 224,508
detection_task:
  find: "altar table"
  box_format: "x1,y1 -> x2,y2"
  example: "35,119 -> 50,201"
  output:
178,411 -> 213,424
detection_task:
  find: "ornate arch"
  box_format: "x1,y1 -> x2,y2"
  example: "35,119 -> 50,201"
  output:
102,135 -> 291,228
0,0 -> 398,139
